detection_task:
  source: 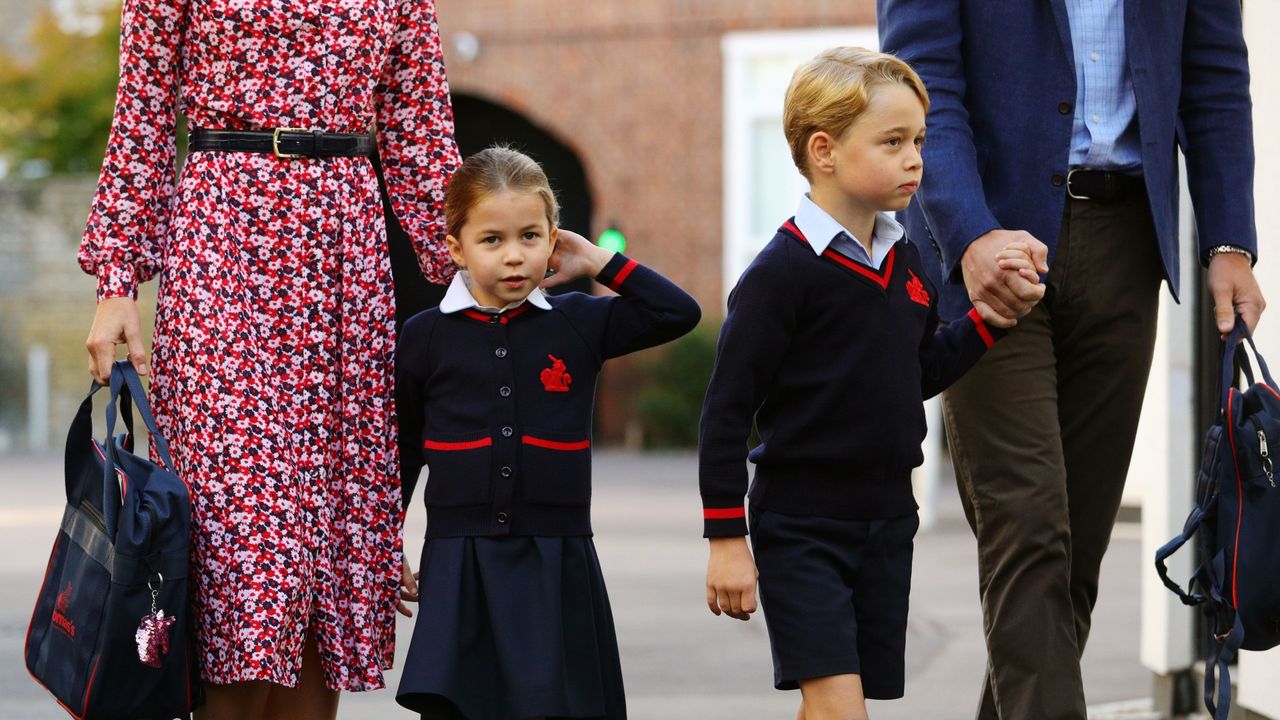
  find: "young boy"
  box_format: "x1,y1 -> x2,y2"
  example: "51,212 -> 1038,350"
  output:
698,47 -> 1044,719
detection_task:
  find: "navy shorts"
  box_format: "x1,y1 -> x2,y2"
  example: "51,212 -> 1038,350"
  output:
749,508 -> 919,698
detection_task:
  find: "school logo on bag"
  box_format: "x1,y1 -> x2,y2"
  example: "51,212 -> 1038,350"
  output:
52,583 -> 76,638
540,355 -> 572,392
906,269 -> 931,307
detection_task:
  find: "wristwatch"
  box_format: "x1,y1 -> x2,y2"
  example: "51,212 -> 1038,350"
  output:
1208,245 -> 1254,263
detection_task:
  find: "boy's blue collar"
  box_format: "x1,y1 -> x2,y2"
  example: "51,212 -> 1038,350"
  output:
793,193 -> 905,256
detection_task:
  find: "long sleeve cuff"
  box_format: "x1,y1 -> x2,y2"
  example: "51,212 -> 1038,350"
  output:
594,252 -> 639,292
96,262 -> 138,301
702,502 -> 748,538
965,307 -> 1008,348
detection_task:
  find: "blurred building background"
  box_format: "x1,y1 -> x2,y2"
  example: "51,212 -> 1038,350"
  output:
2,1 -> 1279,716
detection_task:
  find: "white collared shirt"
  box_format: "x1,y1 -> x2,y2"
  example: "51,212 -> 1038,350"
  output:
438,270 -> 552,314
794,194 -> 904,269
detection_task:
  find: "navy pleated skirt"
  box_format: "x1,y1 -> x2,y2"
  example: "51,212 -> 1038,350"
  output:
396,536 -> 627,720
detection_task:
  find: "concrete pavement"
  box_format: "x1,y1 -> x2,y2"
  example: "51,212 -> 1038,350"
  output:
1,451 -> 1153,719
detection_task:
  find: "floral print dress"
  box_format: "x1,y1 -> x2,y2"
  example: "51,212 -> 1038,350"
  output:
76,0 -> 460,691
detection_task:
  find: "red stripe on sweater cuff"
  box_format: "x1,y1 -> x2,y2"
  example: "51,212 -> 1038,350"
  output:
607,259 -> 639,291
703,507 -> 746,520
967,307 -> 996,349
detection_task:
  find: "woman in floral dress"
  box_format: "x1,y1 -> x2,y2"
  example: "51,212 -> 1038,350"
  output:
81,0 -> 460,717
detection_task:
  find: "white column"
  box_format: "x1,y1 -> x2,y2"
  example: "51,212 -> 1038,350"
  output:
1138,168 -> 1196,678
27,344 -> 50,453
1237,1 -> 1280,713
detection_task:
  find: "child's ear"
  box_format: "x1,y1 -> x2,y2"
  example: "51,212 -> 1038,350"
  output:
549,226 -> 560,250
446,234 -> 466,268
807,131 -> 836,175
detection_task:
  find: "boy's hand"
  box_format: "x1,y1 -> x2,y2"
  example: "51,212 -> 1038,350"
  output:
706,536 -> 758,621
396,555 -> 420,618
541,229 -> 614,289
996,242 -> 1047,289
962,230 -> 1048,328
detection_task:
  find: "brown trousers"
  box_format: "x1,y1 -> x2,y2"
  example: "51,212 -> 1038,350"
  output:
942,190 -> 1165,720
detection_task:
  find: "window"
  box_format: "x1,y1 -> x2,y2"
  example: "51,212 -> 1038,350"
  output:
721,27 -> 879,299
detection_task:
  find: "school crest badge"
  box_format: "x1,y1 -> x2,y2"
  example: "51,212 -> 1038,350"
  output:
540,355 -> 572,392
906,269 -> 931,307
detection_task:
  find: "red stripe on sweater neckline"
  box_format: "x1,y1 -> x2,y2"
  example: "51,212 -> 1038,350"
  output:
780,220 -> 896,289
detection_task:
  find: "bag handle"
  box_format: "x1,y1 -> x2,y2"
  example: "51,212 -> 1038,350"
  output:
105,361 -> 175,471
1219,314 -> 1277,409
63,381 -> 105,505
1153,502 -> 1210,606
1204,614 -> 1245,720
101,361 -> 177,535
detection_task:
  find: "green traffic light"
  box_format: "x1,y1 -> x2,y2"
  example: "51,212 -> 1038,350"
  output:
597,228 -> 627,253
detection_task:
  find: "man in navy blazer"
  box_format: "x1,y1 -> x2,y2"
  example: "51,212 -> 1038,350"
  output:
878,1 -> 1265,718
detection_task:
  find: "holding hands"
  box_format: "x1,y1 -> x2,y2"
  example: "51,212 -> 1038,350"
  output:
963,229 -> 1050,327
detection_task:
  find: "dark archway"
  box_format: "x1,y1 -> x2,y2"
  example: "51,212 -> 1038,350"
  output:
382,94 -> 595,329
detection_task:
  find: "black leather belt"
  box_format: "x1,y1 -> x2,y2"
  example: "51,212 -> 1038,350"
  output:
1066,168 -> 1145,203
188,128 -> 374,159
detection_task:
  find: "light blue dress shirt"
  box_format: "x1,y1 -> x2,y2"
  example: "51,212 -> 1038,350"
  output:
794,194 -> 904,269
1065,0 -> 1142,172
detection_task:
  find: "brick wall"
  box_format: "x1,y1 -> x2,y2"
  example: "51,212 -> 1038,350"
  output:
434,1 -> 877,443
436,0 -> 876,309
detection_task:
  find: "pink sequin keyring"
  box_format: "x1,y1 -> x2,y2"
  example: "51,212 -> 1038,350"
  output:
135,573 -> 175,668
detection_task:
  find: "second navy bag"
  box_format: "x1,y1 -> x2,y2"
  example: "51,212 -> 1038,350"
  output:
1156,317 -> 1280,720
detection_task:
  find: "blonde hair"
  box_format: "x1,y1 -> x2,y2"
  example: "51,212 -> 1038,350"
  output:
444,146 -> 560,238
783,47 -> 930,180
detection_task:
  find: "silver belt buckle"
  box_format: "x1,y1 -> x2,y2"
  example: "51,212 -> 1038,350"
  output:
1066,168 -> 1091,201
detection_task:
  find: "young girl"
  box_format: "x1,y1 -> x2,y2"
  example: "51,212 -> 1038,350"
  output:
394,147 -> 701,719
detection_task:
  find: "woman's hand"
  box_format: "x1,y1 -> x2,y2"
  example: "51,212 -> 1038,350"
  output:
540,229 -> 614,289
86,297 -> 148,385
396,555 -> 420,618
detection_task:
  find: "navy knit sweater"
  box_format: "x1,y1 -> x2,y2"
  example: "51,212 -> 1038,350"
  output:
398,253 -> 701,538
699,220 -> 1003,537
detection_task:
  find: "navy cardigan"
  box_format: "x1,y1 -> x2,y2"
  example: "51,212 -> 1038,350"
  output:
397,253 -> 701,538
699,221 -> 1003,537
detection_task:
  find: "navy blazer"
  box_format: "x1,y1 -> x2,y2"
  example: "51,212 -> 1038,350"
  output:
878,0 -> 1256,321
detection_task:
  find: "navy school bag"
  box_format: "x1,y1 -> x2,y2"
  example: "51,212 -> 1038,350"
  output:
1156,317 -> 1280,720
25,361 -> 197,719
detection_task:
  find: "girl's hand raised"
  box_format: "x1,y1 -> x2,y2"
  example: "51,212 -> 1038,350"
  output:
541,229 -> 614,289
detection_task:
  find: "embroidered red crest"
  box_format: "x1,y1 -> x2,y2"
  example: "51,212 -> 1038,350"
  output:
52,582 -> 76,637
906,269 -> 931,307
540,355 -> 572,392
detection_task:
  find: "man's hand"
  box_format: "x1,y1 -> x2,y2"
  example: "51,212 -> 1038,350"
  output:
706,536 -> 758,621
1208,252 -> 1266,338
961,230 -> 1049,328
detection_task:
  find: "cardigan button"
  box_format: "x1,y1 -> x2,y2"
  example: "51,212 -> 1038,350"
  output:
501,426 -> 514,438
1051,173 -> 1066,187
500,466 -> 513,478
496,512 -> 509,524
1058,101 -> 1072,115
499,386 -> 512,398
495,347 -> 508,358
